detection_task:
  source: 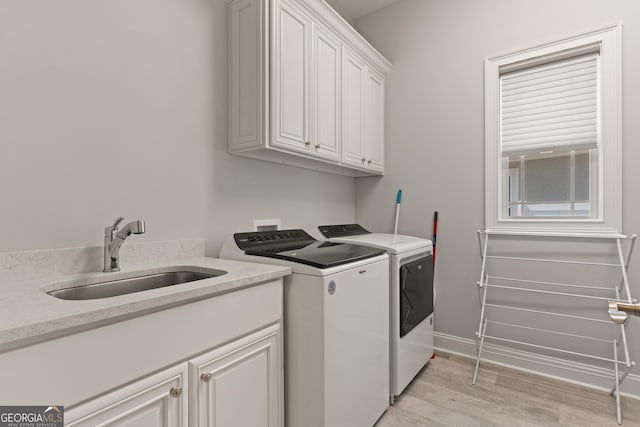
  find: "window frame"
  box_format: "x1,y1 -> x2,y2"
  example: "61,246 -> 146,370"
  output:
484,23 -> 622,234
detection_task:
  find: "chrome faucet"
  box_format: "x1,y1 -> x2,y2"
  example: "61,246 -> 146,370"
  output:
103,217 -> 146,272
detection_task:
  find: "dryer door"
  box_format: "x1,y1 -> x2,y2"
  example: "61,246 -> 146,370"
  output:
400,255 -> 434,337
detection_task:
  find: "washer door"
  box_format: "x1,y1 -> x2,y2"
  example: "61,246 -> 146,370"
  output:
400,255 -> 434,337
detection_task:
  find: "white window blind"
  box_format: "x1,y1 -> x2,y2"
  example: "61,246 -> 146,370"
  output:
500,49 -> 600,158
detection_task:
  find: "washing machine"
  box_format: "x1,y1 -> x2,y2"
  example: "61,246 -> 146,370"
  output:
310,224 -> 434,402
220,229 -> 390,427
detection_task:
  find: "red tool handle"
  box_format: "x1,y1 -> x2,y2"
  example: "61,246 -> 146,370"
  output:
433,211 -> 438,265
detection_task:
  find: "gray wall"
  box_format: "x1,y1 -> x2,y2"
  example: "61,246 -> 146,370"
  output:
0,0 -> 355,255
324,0 -> 356,26
354,0 -> 640,372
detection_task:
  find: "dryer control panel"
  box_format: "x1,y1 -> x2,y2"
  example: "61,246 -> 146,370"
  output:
234,229 -> 314,251
319,224 -> 371,238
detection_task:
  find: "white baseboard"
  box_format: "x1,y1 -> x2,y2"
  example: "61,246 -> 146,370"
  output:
434,332 -> 640,400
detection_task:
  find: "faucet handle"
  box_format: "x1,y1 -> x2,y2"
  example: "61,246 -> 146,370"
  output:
110,216 -> 124,230
105,216 -> 124,236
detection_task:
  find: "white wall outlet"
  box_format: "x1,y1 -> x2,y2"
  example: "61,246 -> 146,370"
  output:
253,219 -> 281,232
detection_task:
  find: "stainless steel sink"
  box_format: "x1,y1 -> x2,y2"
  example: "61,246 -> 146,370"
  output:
47,268 -> 226,301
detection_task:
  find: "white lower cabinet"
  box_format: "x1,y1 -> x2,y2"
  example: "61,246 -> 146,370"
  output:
66,364 -> 188,427
189,324 -> 281,427
0,280 -> 284,427
66,324 -> 282,427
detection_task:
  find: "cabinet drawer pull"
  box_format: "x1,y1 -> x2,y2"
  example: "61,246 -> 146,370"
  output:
368,160 -> 372,165
170,386 -> 182,398
315,144 -> 321,149
201,372 -> 213,382
361,158 -> 366,163
304,141 -> 311,146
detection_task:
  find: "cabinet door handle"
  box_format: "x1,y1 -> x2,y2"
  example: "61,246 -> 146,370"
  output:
170,386 -> 182,398
361,158 -> 366,163
315,144 -> 321,149
201,372 -> 212,383
304,141 -> 311,146
368,160 -> 372,165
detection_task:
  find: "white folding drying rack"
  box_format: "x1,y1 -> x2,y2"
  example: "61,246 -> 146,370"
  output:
473,230 -> 637,425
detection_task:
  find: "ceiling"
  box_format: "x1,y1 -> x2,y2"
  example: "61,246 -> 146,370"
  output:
324,0 -> 402,20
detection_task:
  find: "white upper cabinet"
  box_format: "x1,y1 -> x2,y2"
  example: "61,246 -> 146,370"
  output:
341,48 -> 366,168
228,0 -> 391,176
272,0 -> 311,152
311,23 -> 341,161
364,68 -> 385,173
228,0 -> 266,151
341,49 -> 385,173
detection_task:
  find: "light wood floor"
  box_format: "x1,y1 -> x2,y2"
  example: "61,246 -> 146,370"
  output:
376,352 -> 640,427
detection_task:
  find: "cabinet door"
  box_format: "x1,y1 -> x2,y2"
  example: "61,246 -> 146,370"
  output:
311,23 -> 341,162
365,68 -> 385,173
228,0 -> 266,152
341,48 -> 366,168
190,324 -> 282,427
272,0 -> 311,153
66,364 -> 187,427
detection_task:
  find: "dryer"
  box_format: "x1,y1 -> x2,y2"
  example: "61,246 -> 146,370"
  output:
311,224 -> 434,402
220,229 -> 390,427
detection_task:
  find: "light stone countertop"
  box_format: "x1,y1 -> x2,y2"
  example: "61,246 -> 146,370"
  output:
0,257 -> 290,352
